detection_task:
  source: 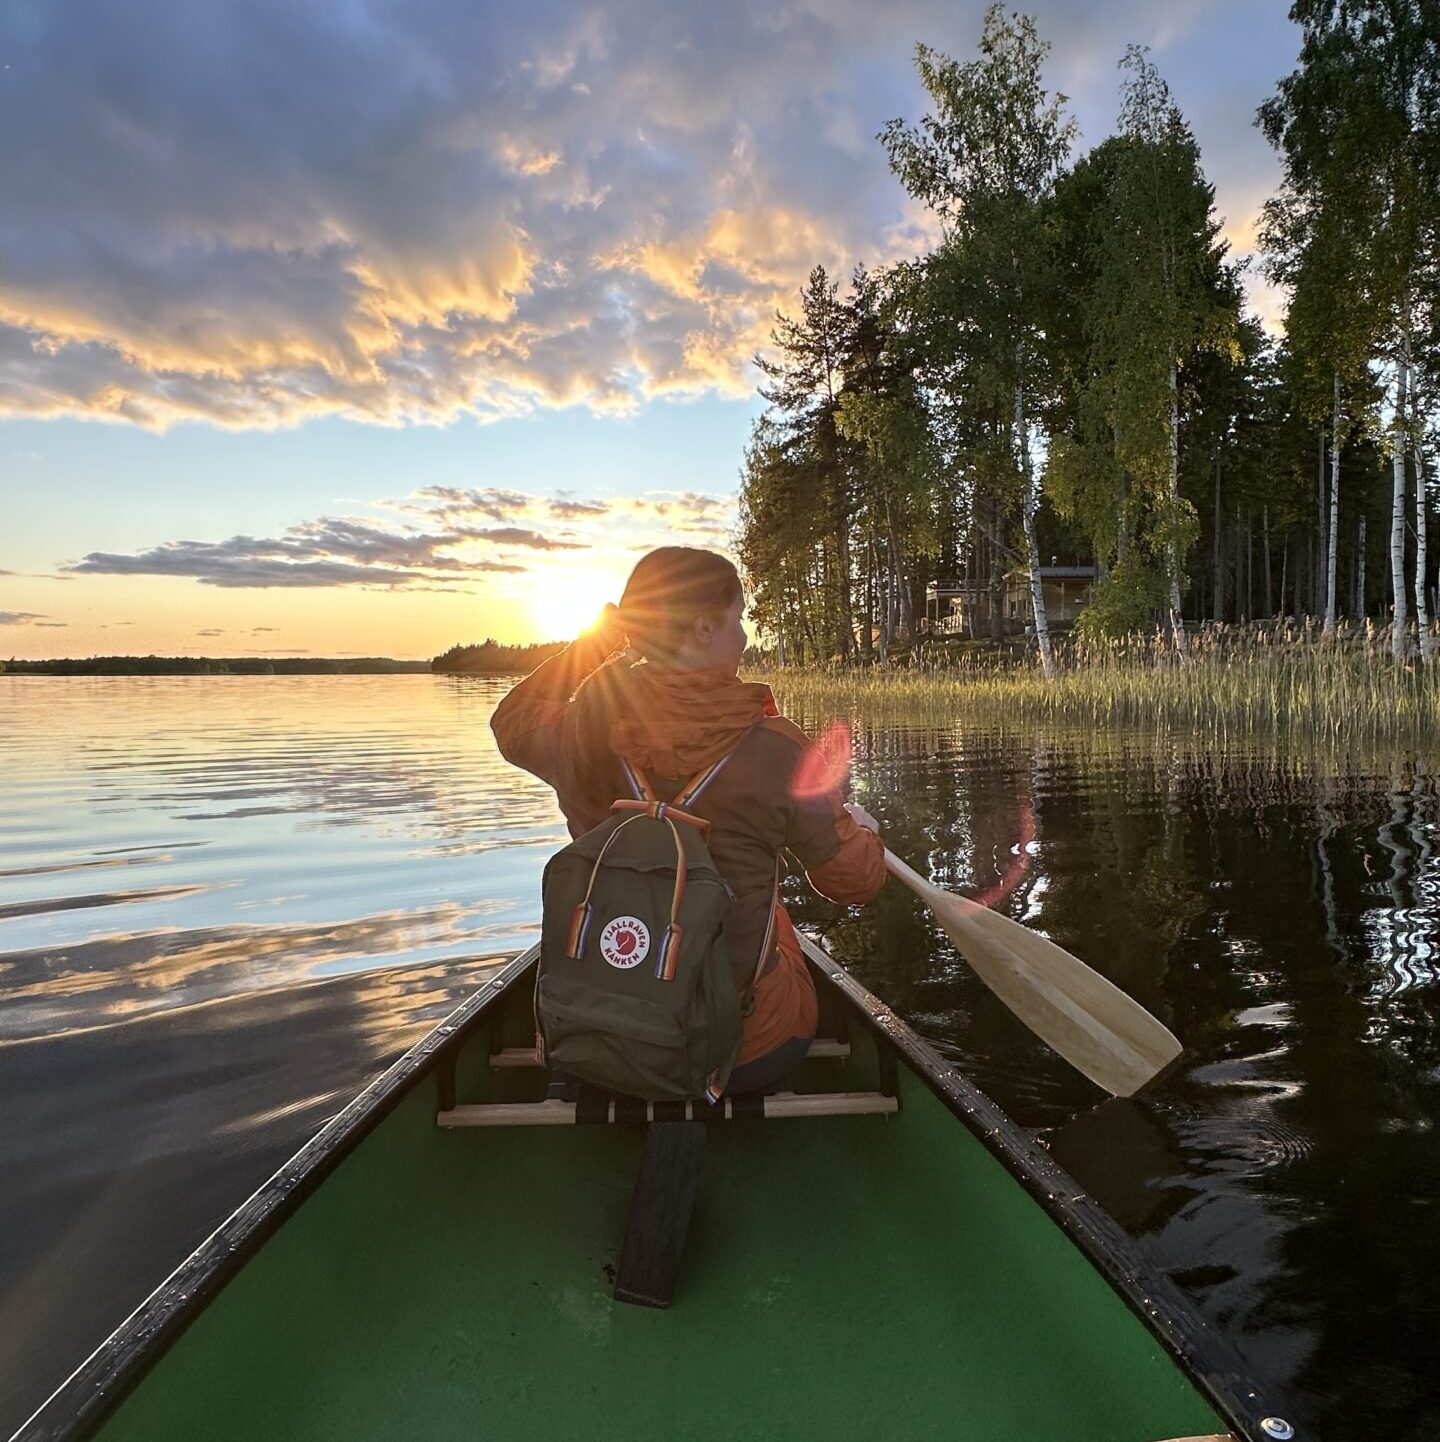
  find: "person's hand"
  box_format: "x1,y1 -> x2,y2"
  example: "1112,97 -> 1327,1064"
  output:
845,801 -> 880,835
591,602 -> 627,653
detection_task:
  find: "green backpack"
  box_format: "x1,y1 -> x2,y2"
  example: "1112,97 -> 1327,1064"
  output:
536,741 -> 761,1103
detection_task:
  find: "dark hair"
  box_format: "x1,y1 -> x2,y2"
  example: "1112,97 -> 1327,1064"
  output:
618,547 -> 743,662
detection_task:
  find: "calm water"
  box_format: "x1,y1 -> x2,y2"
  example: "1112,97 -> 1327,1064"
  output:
2,676 -> 1437,1439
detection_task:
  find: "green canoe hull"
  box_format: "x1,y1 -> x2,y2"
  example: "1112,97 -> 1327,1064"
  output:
16,942 -> 1296,1442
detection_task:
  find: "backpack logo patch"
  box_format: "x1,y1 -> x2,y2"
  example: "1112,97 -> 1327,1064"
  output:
599,916 -> 650,969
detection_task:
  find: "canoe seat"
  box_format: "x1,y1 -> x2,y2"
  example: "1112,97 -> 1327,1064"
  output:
437,1082 -> 897,1308
436,1090 -> 897,1126
441,1027 -> 890,1309
486,1037 -> 851,1068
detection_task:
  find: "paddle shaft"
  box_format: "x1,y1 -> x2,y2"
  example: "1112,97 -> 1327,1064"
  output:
884,849 -> 951,904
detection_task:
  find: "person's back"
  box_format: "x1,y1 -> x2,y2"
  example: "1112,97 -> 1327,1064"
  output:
492,546 -> 885,1092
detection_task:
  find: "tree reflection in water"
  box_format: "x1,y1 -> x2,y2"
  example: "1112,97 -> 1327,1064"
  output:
782,713 -> 1440,1442
2,679 -> 1438,1439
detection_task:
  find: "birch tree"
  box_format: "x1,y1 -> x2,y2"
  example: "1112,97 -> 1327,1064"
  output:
1262,0 -> 1440,659
1103,48 -> 1240,653
881,5 -> 1074,678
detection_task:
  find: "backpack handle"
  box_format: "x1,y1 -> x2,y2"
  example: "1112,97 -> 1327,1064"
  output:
610,797 -> 711,840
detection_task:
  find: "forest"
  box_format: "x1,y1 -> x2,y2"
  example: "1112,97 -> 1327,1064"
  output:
737,2 -> 1440,674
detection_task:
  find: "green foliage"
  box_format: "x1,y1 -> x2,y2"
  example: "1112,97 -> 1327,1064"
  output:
1074,558 -> 1167,639
431,639 -> 565,674
737,5 -> 1439,662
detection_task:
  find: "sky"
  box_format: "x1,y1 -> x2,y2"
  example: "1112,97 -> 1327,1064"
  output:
1,0 -> 1302,659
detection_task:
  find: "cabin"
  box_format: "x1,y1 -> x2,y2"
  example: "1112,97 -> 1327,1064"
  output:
926,566 -> 1099,637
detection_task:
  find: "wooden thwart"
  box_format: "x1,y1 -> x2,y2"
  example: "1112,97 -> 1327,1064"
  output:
487,1037 -> 851,1068
436,1090 -> 896,1127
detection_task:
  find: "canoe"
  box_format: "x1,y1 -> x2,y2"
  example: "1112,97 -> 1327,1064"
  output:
15,937 -> 1300,1442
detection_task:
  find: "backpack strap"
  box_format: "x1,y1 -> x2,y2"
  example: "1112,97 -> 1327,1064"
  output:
620,721 -> 761,809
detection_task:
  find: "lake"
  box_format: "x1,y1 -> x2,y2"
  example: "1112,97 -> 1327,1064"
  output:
2,674 -> 1437,1439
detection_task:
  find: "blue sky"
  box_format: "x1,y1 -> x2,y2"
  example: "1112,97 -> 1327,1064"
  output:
1,1 -> 1301,657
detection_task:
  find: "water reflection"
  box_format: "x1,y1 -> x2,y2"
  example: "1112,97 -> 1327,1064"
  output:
777,708 -> 1440,1440
2,679 -> 1439,1438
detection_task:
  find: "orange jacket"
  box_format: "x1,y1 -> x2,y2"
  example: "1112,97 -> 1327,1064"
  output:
491,631 -> 886,995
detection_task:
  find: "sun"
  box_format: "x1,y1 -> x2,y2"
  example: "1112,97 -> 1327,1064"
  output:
527,565 -> 626,644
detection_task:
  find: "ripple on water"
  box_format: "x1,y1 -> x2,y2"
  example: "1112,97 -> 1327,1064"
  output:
5,676 -> 1440,1442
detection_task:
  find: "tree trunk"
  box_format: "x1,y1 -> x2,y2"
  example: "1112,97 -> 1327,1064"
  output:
1315,425 -> 1326,616
1391,324 -> 1410,660
1212,450 -> 1225,622
834,517 -> 854,663
1356,514 -> 1366,617
1246,510 -> 1254,622
1262,506 -> 1273,620
1280,534 -> 1289,620
861,534 -> 875,662
889,521 -> 914,640
799,568 -> 819,661
1016,370 -> 1055,680
1415,427 -> 1432,660
989,501 -> 1005,645
1167,352 -> 1187,652
878,546 -> 891,660
1324,372 -> 1341,636
1234,504 -> 1246,623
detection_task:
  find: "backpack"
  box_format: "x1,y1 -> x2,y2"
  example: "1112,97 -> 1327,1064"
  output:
536,736 -> 771,1103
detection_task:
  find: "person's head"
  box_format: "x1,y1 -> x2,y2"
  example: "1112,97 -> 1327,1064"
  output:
618,547 -> 746,673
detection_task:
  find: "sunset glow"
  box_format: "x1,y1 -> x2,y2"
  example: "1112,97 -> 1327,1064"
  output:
1,2 -> 1297,659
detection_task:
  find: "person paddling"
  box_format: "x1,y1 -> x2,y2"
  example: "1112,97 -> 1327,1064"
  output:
491,546 -> 885,1094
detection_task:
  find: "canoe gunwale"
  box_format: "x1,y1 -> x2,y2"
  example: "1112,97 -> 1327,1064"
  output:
13,938 -> 1297,1442
9,948 -> 540,1442
796,933 -> 1292,1442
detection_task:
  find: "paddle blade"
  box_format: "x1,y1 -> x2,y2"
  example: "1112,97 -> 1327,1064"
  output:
937,900 -> 1181,1097
883,851 -> 1181,1097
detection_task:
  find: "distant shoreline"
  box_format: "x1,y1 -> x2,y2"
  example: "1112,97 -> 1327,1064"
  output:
2,656 -> 431,676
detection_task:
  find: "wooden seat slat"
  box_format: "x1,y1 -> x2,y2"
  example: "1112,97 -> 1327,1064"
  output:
437,1090 -> 896,1127
487,1038 -> 851,1069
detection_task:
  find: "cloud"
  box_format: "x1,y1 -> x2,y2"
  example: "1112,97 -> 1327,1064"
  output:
1,1 -> 1289,429
547,498 -> 608,519
0,611 -> 47,624
411,486 -> 531,522
197,628 -> 225,636
58,483 -> 736,593
65,505 -> 535,589
459,527 -> 585,552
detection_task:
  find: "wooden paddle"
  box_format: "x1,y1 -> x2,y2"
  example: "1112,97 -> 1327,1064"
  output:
883,849 -> 1182,1097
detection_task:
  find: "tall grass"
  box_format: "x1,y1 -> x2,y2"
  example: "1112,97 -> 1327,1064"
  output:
749,621 -> 1440,748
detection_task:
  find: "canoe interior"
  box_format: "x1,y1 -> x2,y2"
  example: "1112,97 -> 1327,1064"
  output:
89,961 -> 1226,1442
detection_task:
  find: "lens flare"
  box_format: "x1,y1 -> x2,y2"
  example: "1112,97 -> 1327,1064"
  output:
972,800 -> 1037,910
790,721 -> 852,800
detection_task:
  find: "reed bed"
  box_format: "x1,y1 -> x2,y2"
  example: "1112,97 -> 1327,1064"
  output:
749,621 -> 1440,749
